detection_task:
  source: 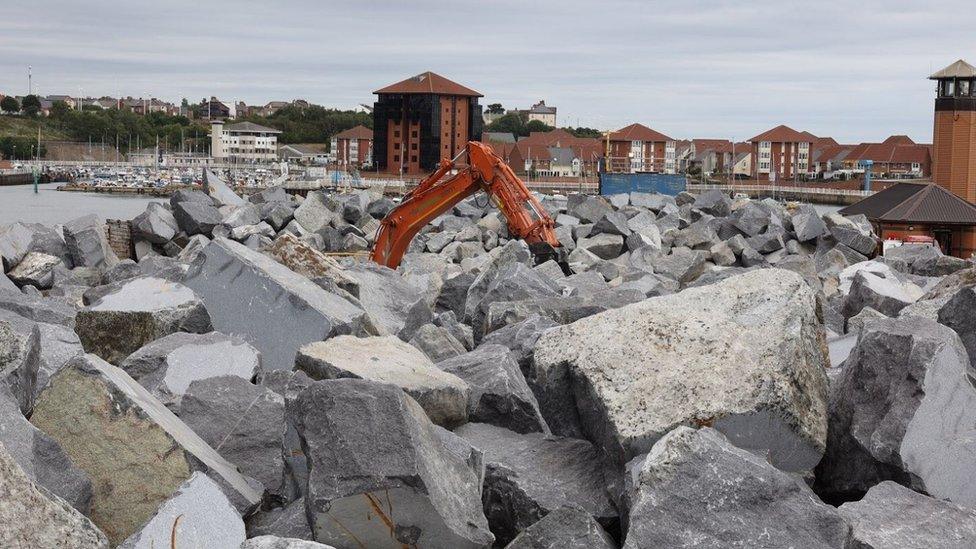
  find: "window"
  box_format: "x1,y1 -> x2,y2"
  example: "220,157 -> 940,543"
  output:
411,155 -> 418,162
411,143 -> 417,150
394,143 -> 400,150
412,131 -> 418,138
394,155 -> 400,163
394,130 -> 400,138
961,80 -> 971,97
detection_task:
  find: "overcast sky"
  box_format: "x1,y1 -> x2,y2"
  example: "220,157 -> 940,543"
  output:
2,1 -> 974,143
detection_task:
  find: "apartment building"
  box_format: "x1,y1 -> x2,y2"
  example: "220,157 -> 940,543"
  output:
332,125 -> 374,168
749,125 -> 814,181
210,121 -> 281,163
373,71 -> 483,175
502,129 -> 602,176
606,123 -> 676,174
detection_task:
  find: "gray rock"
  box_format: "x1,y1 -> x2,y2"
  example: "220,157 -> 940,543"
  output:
173,200 -> 223,236
170,188 -> 215,208
815,317 -> 976,506
260,370 -> 313,503
569,196 -> 613,223
673,218 -> 717,249
342,262 -> 431,340
0,222 -> 70,271
222,205 -> 262,229
846,306 -> 886,334
0,439 -> 109,548
118,472 -> 244,549
203,169 -> 246,207
830,225 -> 877,256
0,289 -> 77,327
838,481 -> 976,549
0,310 -> 40,414
293,191 -> 340,233
938,286 -> 976,368
183,238 -> 373,370
470,261 -> 559,339
75,277 -> 213,364
591,211 -> 631,237
456,422 -> 617,546
409,323 -> 467,362
99,259 -> 142,285
296,335 -> 470,428
249,186 -> 291,205
483,288 -> 645,336
708,240 -> 736,266
8,252 -> 61,289
367,196 -> 395,219
629,192 -> 674,212
231,221 -> 276,242
792,206 -> 828,242
532,269 -> 829,471
63,214 -> 119,270
30,354 -> 262,545
624,427 -> 851,549
504,506 -> 616,549
0,383 -> 92,513
438,345 -> 548,434
288,379 -> 493,548
242,536 -> 336,548
692,189 -> 731,217
131,202 -> 178,244
179,376 -> 284,497
842,269 -> 921,321
730,202 -> 770,236
262,202 -> 296,231
577,233 -> 624,260
653,247 -> 707,285
480,314 -> 558,371
246,499 -> 313,541
33,320 -> 84,399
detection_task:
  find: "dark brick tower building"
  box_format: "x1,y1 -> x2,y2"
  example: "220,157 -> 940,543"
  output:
373,71 -> 483,175
930,59 -> 976,202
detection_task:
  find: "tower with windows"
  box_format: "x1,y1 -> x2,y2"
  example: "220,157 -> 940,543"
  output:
930,59 -> 976,202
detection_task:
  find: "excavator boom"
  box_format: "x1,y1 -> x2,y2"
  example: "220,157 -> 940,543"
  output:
370,141 -> 560,269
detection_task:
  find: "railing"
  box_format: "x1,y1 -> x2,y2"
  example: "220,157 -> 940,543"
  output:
687,183 -> 874,197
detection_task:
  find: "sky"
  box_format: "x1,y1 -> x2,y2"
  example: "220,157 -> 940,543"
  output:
2,1 -> 975,143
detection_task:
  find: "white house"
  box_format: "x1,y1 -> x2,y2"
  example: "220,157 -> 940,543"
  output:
211,121 -> 281,163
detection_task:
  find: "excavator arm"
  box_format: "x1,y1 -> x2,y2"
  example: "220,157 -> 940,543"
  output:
371,141 -> 560,269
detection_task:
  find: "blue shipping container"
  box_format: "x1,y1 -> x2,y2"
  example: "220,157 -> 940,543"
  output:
598,173 -> 687,196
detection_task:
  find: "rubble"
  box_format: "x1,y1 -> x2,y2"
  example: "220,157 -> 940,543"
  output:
504,506 -> 616,549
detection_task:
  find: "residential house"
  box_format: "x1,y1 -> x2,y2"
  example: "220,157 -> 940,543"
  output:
519,100 -> 557,127
748,125 -> 814,181
279,144 -> 329,164
606,123 -> 676,174
332,125 -> 374,168
503,129 -> 602,176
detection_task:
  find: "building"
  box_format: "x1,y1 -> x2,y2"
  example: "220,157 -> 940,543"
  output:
845,137 -> 932,177
840,182 -> 976,257
199,97 -> 231,120
332,125 -> 374,168
211,121 -> 281,162
606,123 -> 676,174
278,144 -> 329,164
748,125 -> 813,181
930,59 -> 976,202
520,100 -> 557,127
500,129 -> 602,177
372,71 -> 484,175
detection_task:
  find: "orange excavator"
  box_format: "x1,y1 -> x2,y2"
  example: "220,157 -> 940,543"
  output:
370,141 -> 562,269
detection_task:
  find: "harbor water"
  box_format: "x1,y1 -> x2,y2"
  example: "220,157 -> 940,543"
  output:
0,182 -> 163,225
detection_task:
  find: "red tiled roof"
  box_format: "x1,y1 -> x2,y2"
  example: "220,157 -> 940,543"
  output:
692,139 -> 733,153
609,123 -> 672,143
841,182 -> 976,224
881,135 -> 916,146
335,125 -> 373,140
374,71 -> 482,97
748,125 -> 813,143
846,142 -> 931,165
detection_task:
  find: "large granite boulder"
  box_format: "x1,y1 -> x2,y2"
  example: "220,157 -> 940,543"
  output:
0,221 -> 70,271
30,354 -> 262,545
182,238 -> 373,371
118,472 -> 245,549
653,247 -> 707,285
173,200 -> 223,236
288,379 -> 493,548
0,309 -> 40,414
341,262 -> 431,339
295,335 -> 469,428
63,214 -> 119,270
438,344 -> 548,434
179,376 -> 285,497
483,287 -> 644,336
131,202 -> 178,244
623,427 -> 851,548
203,169 -> 246,207
0,384 -> 92,512
293,190 -> 340,233
242,537 -> 336,548
838,481 -> 976,549
264,233 -> 358,292
693,189 -> 731,217
456,423 -> 617,546
119,331 -> 261,410
0,439 -> 109,548
8,251 -> 61,289
791,205 -> 828,242
841,268 -> 922,320
408,323 -> 467,362
937,286 -> 976,368
815,317 -> 976,506
504,506 -> 616,549
75,277 -> 213,364
532,269 -> 829,472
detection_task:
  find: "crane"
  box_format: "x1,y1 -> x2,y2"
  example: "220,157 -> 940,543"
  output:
371,141 -> 561,269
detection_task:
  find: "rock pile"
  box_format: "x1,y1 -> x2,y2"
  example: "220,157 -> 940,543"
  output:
1,183 -> 976,548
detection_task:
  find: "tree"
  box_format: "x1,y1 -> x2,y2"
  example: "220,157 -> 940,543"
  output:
486,103 -> 505,115
485,112 -> 527,137
21,95 -> 41,117
49,100 -> 71,119
525,120 -> 554,134
564,126 -> 602,138
0,96 -> 19,114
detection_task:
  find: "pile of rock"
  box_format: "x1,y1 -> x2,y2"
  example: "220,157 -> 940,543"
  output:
1,183 -> 976,548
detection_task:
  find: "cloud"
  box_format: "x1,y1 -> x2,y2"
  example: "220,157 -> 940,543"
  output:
1,0 -> 974,142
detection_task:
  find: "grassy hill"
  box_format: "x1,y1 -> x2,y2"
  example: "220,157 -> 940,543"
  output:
0,116 -> 72,141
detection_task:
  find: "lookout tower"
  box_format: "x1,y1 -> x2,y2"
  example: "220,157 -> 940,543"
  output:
930,59 -> 976,202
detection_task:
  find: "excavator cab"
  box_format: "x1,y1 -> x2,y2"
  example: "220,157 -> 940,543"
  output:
370,141 -> 563,270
